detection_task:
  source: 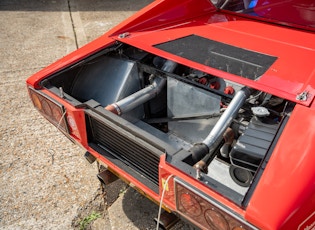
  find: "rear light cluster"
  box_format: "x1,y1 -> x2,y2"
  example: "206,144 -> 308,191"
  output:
175,179 -> 254,230
28,87 -> 69,134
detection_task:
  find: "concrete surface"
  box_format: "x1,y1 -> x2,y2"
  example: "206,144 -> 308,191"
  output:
0,0 -> 194,229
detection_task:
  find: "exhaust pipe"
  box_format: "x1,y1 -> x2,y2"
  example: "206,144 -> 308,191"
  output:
191,87 -> 253,164
105,60 -> 177,115
194,128 -> 234,177
105,76 -> 166,115
84,151 -> 96,164
154,211 -> 179,230
97,169 -> 119,186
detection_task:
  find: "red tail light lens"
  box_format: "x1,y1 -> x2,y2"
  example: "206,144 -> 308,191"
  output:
28,87 -> 69,133
175,178 -> 255,230
41,100 -> 52,116
205,209 -> 229,230
179,192 -> 202,217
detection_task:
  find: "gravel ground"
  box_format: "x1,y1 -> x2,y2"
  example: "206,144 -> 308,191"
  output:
0,0 -> 173,229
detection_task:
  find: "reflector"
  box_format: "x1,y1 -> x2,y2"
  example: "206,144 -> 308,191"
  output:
52,106 -> 63,123
204,208 -> 229,230
30,91 -> 42,110
179,192 -> 202,217
41,100 -> 52,116
28,87 -> 69,134
175,178 -> 254,230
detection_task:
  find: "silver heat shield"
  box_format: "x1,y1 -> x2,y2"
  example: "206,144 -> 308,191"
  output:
167,77 -> 221,144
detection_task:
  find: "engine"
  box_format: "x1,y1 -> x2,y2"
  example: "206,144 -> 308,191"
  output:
43,43 -> 294,201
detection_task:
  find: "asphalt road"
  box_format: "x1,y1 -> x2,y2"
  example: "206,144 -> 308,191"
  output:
0,0 -> 192,229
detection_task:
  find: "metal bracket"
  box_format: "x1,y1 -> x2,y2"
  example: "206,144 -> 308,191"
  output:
118,32 -> 130,38
296,91 -> 308,101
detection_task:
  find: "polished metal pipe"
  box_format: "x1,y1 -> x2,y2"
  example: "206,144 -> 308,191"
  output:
105,60 -> 177,115
190,87 -> 252,163
203,87 -> 252,150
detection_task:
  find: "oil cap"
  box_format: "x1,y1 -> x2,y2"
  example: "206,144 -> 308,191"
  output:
251,106 -> 270,117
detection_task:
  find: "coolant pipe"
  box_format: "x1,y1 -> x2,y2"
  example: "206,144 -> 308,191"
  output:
220,127 -> 234,158
191,87 -> 253,163
105,60 -> 177,115
194,127 -> 234,176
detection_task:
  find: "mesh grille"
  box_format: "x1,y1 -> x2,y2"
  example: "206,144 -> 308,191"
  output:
86,113 -> 160,186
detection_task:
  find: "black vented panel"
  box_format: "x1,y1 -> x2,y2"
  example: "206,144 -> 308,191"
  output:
154,35 -> 277,80
86,113 -> 161,186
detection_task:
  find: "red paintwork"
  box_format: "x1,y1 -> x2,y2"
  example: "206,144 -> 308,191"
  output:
36,88 -> 162,202
246,104 -> 315,229
159,155 -> 246,215
114,18 -> 315,107
254,0 -> 315,31
109,0 -> 217,36
26,0 -> 315,229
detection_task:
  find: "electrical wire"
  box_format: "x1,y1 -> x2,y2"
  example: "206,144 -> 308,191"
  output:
57,110 -> 67,130
156,174 -> 174,230
47,110 -> 67,164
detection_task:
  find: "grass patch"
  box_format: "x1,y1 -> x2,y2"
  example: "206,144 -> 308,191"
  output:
79,211 -> 101,230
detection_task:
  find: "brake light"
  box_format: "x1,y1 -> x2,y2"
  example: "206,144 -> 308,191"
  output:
28,87 -> 69,133
175,179 -> 254,230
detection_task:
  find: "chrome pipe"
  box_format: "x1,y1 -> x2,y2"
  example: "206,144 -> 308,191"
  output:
105,60 -> 177,115
190,87 -> 252,163
203,87 -> 252,151
115,77 -> 166,115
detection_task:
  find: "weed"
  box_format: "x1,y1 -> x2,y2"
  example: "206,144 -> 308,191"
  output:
79,211 -> 101,230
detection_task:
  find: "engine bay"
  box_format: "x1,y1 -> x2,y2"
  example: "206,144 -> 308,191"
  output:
43,43 -> 294,204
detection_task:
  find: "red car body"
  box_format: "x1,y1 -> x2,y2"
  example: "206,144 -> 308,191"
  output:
27,0 -> 315,229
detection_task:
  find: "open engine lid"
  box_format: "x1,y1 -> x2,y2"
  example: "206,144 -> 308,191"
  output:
113,19 -> 315,106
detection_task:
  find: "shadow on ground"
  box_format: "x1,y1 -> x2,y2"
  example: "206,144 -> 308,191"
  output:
121,187 -> 195,230
0,0 -> 152,12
